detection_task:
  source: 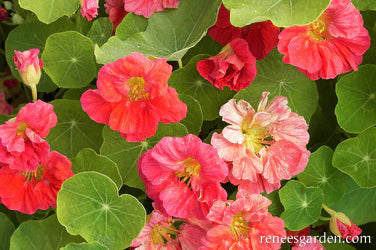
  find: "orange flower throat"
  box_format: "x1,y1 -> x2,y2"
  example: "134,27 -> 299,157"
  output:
127,77 -> 149,101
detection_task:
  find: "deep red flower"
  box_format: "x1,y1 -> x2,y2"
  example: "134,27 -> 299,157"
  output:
81,52 -> 187,142
278,0 -> 370,80
3,79 -> 19,89
123,0 -> 180,18
0,7 -> 8,21
208,5 -> 280,60
105,0 -> 128,29
0,90 -> 13,115
0,151 -> 73,214
196,38 -> 257,91
0,100 -> 57,171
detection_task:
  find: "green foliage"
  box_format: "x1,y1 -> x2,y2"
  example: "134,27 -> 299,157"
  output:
61,242 -> 108,250
353,0 -> 376,10
87,18 -> 113,46
0,213 -> 14,250
179,94 -> 203,135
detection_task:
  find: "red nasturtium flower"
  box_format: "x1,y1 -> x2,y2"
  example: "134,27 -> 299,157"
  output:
208,5 -> 280,60
0,101 -> 57,171
81,52 -> 187,142
0,151 -> 73,214
80,0 -> 99,21
104,0 -> 128,29
196,38 -> 257,91
278,0 -> 370,80
123,0 -> 180,18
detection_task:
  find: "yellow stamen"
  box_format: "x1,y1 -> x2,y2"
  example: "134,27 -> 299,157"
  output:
230,213 -> 250,239
307,13 -> 330,41
126,77 -> 149,101
176,157 -> 201,187
21,165 -> 45,181
16,122 -> 29,139
241,118 -> 269,153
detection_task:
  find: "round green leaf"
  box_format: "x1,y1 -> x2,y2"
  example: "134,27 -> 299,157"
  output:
331,178 -> 376,225
298,146 -> 347,205
100,123 -> 188,190
235,49 -> 318,122
19,0 -> 79,24
42,31 -> 96,88
63,86 -> 93,100
182,35 -> 222,65
169,55 -> 235,120
335,65 -> 376,133
332,127 -> 376,188
95,0 -> 222,63
222,0 -> 330,27
61,242 -> 108,250
57,172 -> 146,250
279,180 -> 323,230
72,148 -> 122,189
10,215 -> 83,250
262,191 -> 283,217
87,18 -> 113,46
179,95 -> 203,135
0,213 -> 14,250
46,99 -> 104,158
5,18 -> 75,92
115,13 -> 148,40
352,0 -> 376,10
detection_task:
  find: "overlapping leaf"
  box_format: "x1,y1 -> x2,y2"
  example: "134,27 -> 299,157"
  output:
0,213 -> 14,250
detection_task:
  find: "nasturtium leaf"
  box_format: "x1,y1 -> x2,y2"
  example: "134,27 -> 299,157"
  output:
263,191 -> 283,217
57,172 -> 146,250
335,65 -> 376,133
42,31 -> 97,88
5,18 -> 75,92
298,146 -> 347,205
100,123 -> 188,191
61,242 -> 108,250
179,95 -> 203,135
235,49 -> 318,122
169,55 -> 235,120
87,18 -> 113,46
19,0 -> 79,24
10,214 -> 83,250
0,114 -> 12,125
72,148 -> 122,189
222,0 -> 330,27
0,213 -> 14,250
279,180 -> 323,230
95,0 -> 222,64
332,127 -> 376,188
331,178 -> 376,225
46,99 -> 104,158
182,35 -> 222,65
115,13 -> 148,40
63,86 -> 93,100
352,0 -> 376,10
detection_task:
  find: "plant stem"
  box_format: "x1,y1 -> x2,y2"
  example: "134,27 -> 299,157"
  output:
320,216 -> 331,221
178,59 -> 183,69
30,84 -> 37,102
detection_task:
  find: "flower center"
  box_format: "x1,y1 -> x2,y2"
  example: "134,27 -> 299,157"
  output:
127,77 -> 149,101
151,220 -> 180,245
16,122 -> 29,139
307,14 -> 330,41
176,157 -> 201,186
230,213 -> 250,238
241,119 -> 270,153
21,165 -> 45,182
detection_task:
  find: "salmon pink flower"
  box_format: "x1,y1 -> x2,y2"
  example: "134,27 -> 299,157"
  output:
138,134 -> 228,219
278,0 -> 370,80
105,0 -> 127,29
131,210 -> 206,249
0,151 -> 73,214
211,92 -> 310,194
208,5 -> 280,60
124,0 -> 180,18
196,38 -> 257,91
0,100 -> 57,171
201,195 -> 286,249
0,90 -> 13,115
81,52 -> 187,142
80,0 -> 99,21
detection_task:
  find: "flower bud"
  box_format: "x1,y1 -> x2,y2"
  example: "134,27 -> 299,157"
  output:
329,212 -> 362,239
13,49 -> 43,87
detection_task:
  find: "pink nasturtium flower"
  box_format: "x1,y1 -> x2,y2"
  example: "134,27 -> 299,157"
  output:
211,92 -> 310,195
80,0 -> 99,21
278,0 -> 370,80
80,52 -> 187,142
138,134 -> 228,220
0,100 -> 57,171
201,194 -> 286,249
197,38 -> 257,92
13,48 -> 43,101
124,0 -> 180,18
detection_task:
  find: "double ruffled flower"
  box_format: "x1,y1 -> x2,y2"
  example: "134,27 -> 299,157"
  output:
278,0 -> 370,80
81,52 -> 187,142
124,0 -> 180,18
80,0 -> 99,21
211,92 -> 310,194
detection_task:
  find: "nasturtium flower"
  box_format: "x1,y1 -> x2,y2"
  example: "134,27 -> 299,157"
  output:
278,0 -> 370,80
0,100 -> 57,171
138,134 -> 228,219
208,5 -> 280,60
81,52 -> 187,142
123,0 -> 180,18
196,38 -> 257,91
13,48 -> 43,88
104,0 -> 128,29
0,90 -> 13,115
0,151 -> 73,214
211,92 -> 310,194
131,210 -> 205,249
80,0 -> 99,21
201,195 -> 286,249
